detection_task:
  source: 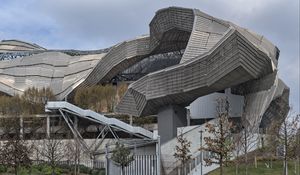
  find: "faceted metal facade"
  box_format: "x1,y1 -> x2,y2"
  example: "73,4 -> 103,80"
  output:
0,7 -> 289,128
0,39 -> 46,52
115,7 -> 289,128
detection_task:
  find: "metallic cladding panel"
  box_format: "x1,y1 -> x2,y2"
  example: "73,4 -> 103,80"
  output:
260,88 -> 290,129
0,52 -> 104,98
149,7 -> 194,52
0,7 -> 289,130
116,28 -> 274,117
116,7 -> 285,132
0,40 -> 46,53
180,9 -> 229,63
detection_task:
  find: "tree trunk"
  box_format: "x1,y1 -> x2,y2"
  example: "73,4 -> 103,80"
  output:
283,160 -> 288,175
244,129 -> 248,175
245,154 -> 248,175
235,153 -> 240,175
284,123 -> 288,175
295,160 -> 297,175
284,160 -> 288,175
297,156 -> 299,175
14,165 -> 17,175
271,156 -> 273,168
51,164 -> 55,175
74,164 -> 77,175
220,159 -> 223,175
77,150 -> 80,175
235,162 -> 239,175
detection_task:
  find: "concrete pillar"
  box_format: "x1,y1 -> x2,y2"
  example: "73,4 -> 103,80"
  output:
74,116 -> 78,130
19,117 -> 23,139
156,136 -> 161,175
46,115 -> 50,138
187,109 -> 191,126
74,117 -> 79,140
129,115 -> 133,126
225,88 -> 231,95
157,105 -> 187,144
105,144 -> 109,175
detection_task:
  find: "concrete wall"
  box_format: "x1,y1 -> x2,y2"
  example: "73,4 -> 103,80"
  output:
188,91 -> 244,119
157,105 -> 187,143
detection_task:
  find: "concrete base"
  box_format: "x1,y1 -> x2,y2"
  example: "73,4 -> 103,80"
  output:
157,105 -> 187,144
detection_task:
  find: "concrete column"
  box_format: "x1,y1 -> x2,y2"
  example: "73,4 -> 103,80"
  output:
157,105 -> 187,144
156,136 -> 161,175
105,144 -> 109,175
187,109 -> 191,126
74,116 -> 78,130
74,117 -> 79,140
46,115 -> 50,138
19,117 -> 23,139
129,115 -> 133,126
225,88 -> 231,95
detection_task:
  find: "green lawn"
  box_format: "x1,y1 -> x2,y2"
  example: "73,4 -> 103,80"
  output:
208,160 -> 300,175
0,164 -> 105,175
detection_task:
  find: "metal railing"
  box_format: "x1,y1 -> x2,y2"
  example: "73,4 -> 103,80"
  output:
164,151 -> 213,175
124,154 -> 158,175
32,160 -> 105,169
107,154 -> 158,175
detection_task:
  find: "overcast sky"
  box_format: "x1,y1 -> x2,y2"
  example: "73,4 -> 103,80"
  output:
0,0 -> 299,113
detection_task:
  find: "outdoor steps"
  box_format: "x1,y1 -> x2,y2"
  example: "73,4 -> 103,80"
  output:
160,120 -> 217,175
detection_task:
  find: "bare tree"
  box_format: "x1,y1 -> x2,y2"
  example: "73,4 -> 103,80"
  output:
65,139 -> 82,175
39,137 -> 67,175
232,133 -> 243,175
272,110 -> 300,175
74,84 -> 117,112
240,116 -> 260,174
174,130 -> 192,167
0,117 -> 32,175
117,82 -> 128,102
202,97 -> 234,175
22,87 -> 55,114
292,119 -> 300,175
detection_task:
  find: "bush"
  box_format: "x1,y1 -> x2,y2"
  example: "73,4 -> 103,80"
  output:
31,163 -> 47,171
57,163 -> 72,172
256,156 -> 278,161
90,168 -> 105,175
133,116 -> 156,126
18,167 -> 30,175
30,165 -> 42,175
0,165 -> 7,173
79,164 -> 91,174
39,164 -> 63,175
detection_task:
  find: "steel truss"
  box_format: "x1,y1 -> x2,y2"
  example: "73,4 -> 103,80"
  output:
46,101 -> 156,157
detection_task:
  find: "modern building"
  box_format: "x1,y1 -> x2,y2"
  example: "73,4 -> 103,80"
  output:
0,7 -> 289,174
0,7 -> 290,174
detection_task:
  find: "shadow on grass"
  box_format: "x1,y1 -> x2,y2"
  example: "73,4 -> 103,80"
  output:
208,160 -> 299,175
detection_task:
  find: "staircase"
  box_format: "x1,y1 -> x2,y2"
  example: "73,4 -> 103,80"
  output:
160,119 -> 261,175
160,120 -> 219,175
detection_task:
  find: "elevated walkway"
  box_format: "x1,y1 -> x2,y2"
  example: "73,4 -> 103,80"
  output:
45,101 -> 156,157
46,101 -> 155,140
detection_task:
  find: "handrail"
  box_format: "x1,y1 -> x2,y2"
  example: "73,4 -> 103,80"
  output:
45,101 -> 155,140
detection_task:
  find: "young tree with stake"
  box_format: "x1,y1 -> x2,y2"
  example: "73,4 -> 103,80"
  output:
111,142 -> 134,175
202,97 -> 234,175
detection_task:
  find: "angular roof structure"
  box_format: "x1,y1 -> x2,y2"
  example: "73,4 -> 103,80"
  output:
116,7 -> 287,123
0,39 -> 46,52
0,7 -> 289,128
